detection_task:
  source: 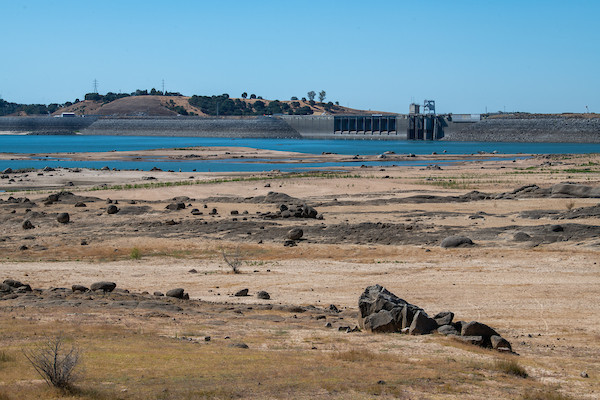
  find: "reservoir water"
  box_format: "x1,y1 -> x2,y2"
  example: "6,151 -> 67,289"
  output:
1,135 -> 599,172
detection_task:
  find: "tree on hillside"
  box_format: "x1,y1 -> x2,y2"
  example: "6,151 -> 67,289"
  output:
241,92 -> 247,99
307,91 -> 316,101
250,94 -> 256,99
318,90 -> 326,103
290,96 -> 298,101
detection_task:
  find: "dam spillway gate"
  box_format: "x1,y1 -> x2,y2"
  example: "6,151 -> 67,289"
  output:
334,115 -> 398,135
407,115 -> 445,140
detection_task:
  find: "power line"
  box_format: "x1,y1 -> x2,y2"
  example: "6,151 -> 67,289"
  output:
93,79 -> 98,94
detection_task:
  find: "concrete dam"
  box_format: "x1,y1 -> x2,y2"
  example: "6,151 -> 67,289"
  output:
1,114 -> 599,143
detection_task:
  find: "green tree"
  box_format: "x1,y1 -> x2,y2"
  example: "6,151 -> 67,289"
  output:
307,91 -> 316,101
250,94 -> 256,99
241,92 -> 247,99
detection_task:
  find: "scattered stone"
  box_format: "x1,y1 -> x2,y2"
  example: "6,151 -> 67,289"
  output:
513,232 -> 532,242
166,288 -> 187,299
209,208 -> 218,215
22,219 -> 34,230
74,202 -> 86,207
19,245 -> 28,251
230,210 -> 239,215
283,239 -> 297,247
234,288 -> 249,297
440,236 -> 474,248
328,304 -> 339,313
71,285 -> 88,293
166,202 -> 185,211
80,240 -> 88,245
107,205 -> 119,214
2,168 -> 13,174
257,290 -> 270,300
287,228 -> 304,240
190,209 -> 202,215
580,371 -> 589,378
229,343 -> 249,349
90,281 -> 117,293
153,291 -> 164,297
56,212 -> 70,224
204,336 -> 211,342
188,269 -> 198,274
325,322 -> 332,328
548,224 -> 564,232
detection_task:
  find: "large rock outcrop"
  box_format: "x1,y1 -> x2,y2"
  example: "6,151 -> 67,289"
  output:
358,285 -> 512,352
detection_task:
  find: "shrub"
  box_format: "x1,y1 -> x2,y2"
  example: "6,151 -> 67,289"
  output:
23,335 -> 81,389
494,359 -> 528,378
130,247 -> 141,260
222,248 -> 242,274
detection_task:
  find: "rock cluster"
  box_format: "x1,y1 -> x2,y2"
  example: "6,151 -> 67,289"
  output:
263,203 -> 320,219
358,285 -> 512,352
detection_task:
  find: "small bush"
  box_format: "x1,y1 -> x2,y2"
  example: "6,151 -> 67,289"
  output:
130,247 -> 141,260
0,351 -> 14,363
23,335 -> 81,389
222,248 -> 242,274
494,359 -> 528,378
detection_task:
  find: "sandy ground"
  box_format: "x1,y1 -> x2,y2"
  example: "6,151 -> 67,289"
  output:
1,148 -> 599,398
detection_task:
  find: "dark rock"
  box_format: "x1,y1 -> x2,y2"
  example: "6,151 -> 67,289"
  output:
551,183 -> 600,198
230,210 -> 239,215
364,309 -> 397,333
19,245 -> 28,251
234,288 -> 249,297
490,335 -> 512,351
513,232 -> 532,242
22,219 -> 34,230
56,212 -> 70,224
209,208 -> 218,215
229,343 -> 249,349
188,269 -> 197,273
3,279 -> 24,288
287,228 -> 304,240
166,202 -> 185,211
328,304 -> 339,313
90,281 -> 117,292
71,285 -> 88,293
461,321 -> 499,338
440,236 -> 474,248
279,204 -> 288,211
257,290 -> 270,300
580,371 -> 589,378
433,311 -> 454,326
190,209 -> 202,215
452,335 -> 484,346
166,288 -> 186,299
283,239 -> 297,247
0,283 -> 12,292
74,202 -> 86,207
81,240 -> 88,245
107,205 -> 119,214
2,168 -> 13,174
153,291 -> 164,296
358,284 -> 409,320
437,324 -> 459,336
409,310 -> 438,335
548,224 -> 564,232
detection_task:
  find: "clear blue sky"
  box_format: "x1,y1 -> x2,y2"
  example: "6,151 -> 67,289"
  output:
1,0 -> 599,114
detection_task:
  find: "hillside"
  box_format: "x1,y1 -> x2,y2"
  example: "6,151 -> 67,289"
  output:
54,95 -> 394,117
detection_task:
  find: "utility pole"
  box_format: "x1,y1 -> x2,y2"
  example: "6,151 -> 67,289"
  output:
93,79 -> 98,93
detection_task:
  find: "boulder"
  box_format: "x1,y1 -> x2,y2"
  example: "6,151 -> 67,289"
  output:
363,309 -> 398,333
513,232 -> 532,242
234,288 -> 249,297
401,304 -> 422,329
74,202 -> 86,207
166,288 -> 186,299
358,284 -> 409,320
437,324 -> 459,336
153,291 -> 164,297
90,281 -> 117,292
71,285 -> 88,293
287,228 -> 304,240
461,321 -> 499,338
0,283 -> 12,292
409,310 -> 438,335
433,311 -> 454,326
107,205 -> 119,214
452,335 -> 485,346
166,202 -> 185,211
440,236 -> 474,248
22,219 -> 34,230
56,213 -> 70,224
548,224 -> 564,232
257,290 -> 270,300
490,335 -> 512,352
3,279 -> 24,288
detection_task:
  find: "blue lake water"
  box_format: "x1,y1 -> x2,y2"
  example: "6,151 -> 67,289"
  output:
1,135 -> 599,172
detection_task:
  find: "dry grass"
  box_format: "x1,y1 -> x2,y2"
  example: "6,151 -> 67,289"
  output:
493,358 -> 528,378
0,316 -> 568,400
